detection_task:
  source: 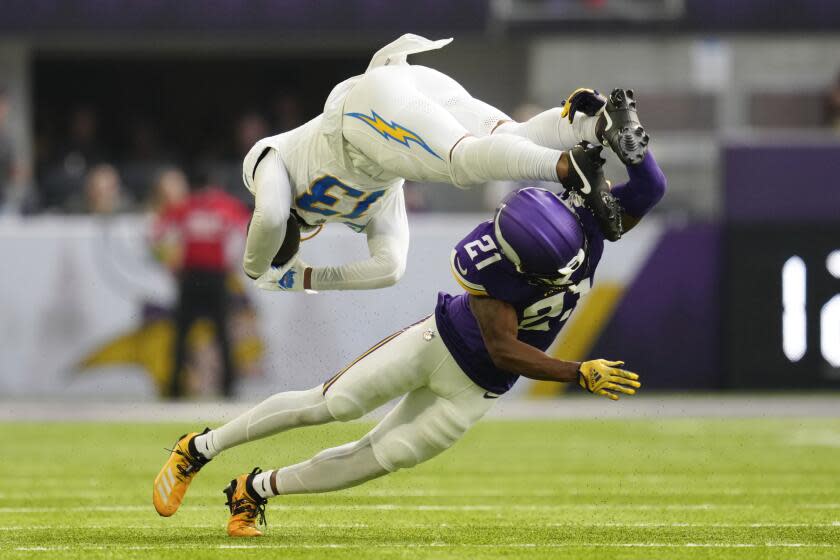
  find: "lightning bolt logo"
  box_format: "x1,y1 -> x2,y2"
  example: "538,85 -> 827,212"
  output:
345,110 -> 442,160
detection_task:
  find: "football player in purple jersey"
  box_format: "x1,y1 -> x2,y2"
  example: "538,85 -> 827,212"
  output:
152,130 -> 666,537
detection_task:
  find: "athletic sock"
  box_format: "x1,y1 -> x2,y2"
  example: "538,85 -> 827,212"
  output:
572,113 -> 601,147
251,470 -> 277,499
494,108 -> 600,150
192,431 -> 219,460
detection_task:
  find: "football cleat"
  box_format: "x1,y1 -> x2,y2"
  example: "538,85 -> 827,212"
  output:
153,429 -> 211,517
596,88 -> 649,166
224,467 -> 268,537
563,143 -> 624,242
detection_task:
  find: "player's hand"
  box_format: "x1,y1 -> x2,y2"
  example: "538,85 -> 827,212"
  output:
561,88 -> 606,123
254,256 -> 311,292
577,359 -> 640,401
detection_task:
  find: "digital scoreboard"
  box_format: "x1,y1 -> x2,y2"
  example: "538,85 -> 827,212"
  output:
724,224 -> 840,388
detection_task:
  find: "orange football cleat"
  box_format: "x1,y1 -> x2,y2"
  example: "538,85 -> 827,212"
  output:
223,468 -> 268,537
153,429 -> 211,517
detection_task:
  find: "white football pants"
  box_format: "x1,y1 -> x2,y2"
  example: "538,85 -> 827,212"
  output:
342,64 -> 585,188
205,315 -> 495,495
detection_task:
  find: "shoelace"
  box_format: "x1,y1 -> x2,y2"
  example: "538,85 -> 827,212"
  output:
164,437 -> 209,482
224,468 -> 267,527
226,496 -> 267,527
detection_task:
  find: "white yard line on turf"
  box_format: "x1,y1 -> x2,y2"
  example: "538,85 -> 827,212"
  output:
1,522 -> 839,531
7,543 -> 838,552
5,503 -> 840,513
4,487 -> 838,499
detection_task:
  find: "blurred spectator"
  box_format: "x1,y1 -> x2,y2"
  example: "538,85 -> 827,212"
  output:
271,92 -> 305,132
153,181 -> 250,398
203,112 -> 269,202
236,113 -> 269,159
121,118 -> 173,201
825,70 -> 840,133
41,106 -> 107,210
0,87 -> 16,210
149,167 -> 189,213
83,164 -> 128,215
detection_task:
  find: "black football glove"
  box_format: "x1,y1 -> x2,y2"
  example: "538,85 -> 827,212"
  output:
563,143 -> 624,242
561,88 -> 607,123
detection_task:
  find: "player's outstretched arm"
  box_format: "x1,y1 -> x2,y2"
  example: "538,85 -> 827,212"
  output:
470,295 -> 580,382
470,295 -> 641,400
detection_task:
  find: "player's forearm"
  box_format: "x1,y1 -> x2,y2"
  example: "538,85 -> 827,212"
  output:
243,149 -> 292,279
610,151 -> 666,219
309,253 -> 406,291
487,337 -> 580,383
243,209 -> 286,279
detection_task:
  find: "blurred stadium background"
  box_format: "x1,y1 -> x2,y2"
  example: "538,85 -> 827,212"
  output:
2,1 -> 840,558
1,0 -> 839,400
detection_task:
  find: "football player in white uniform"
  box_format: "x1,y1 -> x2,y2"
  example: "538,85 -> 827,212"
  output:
243,33 -> 648,293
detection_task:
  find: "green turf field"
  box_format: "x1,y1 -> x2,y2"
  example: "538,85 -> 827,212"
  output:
1,418 -> 839,559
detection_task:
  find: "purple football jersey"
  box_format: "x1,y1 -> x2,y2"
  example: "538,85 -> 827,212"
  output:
435,205 -> 605,394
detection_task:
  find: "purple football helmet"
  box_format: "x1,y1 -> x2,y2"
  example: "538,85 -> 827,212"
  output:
493,187 -> 586,286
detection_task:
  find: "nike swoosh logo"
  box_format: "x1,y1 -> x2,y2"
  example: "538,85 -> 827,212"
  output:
483,392 -> 499,399
456,257 -> 469,276
570,153 -> 591,195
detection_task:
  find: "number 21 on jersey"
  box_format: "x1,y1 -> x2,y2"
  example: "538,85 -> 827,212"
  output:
464,235 -> 502,270
461,233 -> 587,332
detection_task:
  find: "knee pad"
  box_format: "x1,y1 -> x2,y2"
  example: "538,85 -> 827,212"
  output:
371,407 -> 469,472
324,390 -> 368,422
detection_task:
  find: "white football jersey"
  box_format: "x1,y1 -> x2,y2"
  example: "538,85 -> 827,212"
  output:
243,115 -> 402,232
242,34 -> 452,233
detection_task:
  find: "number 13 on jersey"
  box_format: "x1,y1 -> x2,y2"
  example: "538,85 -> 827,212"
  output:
296,175 -> 386,220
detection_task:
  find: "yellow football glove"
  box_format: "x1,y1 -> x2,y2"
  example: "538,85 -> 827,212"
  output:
578,359 -> 641,401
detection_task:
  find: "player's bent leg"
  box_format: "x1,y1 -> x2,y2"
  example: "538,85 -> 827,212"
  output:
220,382 -> 487,537
343,65 -> 566,188
407,65 -> 511,138
232,371 -> 493,503
322,314 -> 445,421
194,315 -> 443,462
493,88 -> 608,151
221,438 -> 386,537
193,386 -> 334,460
268,436 -> 386,496
369,358 -> 494,472
449,133 -> 563,187
341,65 -> 469,184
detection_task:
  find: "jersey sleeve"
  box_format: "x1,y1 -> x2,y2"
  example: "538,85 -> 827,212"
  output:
610,150 -> 667,218
450,222 -> 524,302
309,188 -> 409,291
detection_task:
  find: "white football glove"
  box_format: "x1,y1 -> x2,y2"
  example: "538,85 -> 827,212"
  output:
254,256 -> 311,292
